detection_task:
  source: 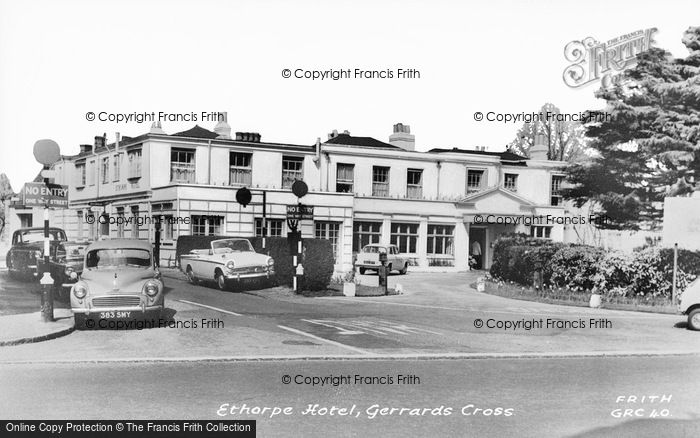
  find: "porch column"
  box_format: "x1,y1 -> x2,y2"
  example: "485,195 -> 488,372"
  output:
454,218 -> 469,271
418,217 -> 428,267
381,216 -> 391,246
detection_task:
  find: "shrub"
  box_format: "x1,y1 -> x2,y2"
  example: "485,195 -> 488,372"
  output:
628,247 -> 696,298
658,248 -> 700,277
592,251 -> 635,297
490,233 -> 549,280
549,245 -> 606,292
302,239 -> 335,291
490,233 -> 566,285
250,237 -> 293,286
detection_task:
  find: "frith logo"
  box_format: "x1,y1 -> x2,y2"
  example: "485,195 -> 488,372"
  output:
563,28 -> 657,89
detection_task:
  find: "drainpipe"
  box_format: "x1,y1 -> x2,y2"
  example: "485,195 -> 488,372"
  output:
207,139 -> 212,185
436,161 -> 442,199
324,152 -> 330,192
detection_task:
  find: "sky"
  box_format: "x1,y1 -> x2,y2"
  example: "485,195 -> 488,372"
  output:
0,0 -> 698,190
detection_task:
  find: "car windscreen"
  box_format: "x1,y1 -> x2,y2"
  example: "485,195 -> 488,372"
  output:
85,248 -> 151,269
212,239 -> 253,253
17,230 -> 66,244
362,246 -> 386,254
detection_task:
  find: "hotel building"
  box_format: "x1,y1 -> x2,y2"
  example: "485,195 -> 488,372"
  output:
10,116 -> 567,272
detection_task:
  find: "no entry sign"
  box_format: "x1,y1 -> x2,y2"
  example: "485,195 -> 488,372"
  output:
22,182 -> 69,208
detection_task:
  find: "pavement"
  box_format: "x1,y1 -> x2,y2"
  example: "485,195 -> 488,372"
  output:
0,308 -> 74,346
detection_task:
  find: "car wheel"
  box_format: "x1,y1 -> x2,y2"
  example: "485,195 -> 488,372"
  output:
688,308 -> 700,331
387,263 -> 392,274
185,266 -> 197,285
399,263 -> 408,275
215,271 -> 228,291
359,267 -> 366,275
74,314 -> 87,330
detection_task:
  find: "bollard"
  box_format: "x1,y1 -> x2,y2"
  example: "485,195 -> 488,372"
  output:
379,252 -> 388,295
39,272 -> 54,322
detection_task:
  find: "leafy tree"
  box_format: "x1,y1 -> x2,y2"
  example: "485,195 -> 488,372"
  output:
564,26 -> 700,230
508,102 -> 589,162
0,173 -> 14,235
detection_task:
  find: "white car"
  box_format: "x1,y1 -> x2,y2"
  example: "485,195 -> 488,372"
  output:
356,244 -> 409,275
180,238 -> 275,290
679,278 -> 700,331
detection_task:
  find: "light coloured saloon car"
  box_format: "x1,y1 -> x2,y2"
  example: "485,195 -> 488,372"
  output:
180,238 -> 275,290
356,244 -> 409,275
679,277 -> 700,331
71,239 -> 164,329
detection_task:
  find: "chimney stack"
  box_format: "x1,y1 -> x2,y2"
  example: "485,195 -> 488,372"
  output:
149,121 -> 165,134
529,133 -> 549,160
389,123 -> 415,151
235,132 -> 261,143
214,112 -> 232,139
80,144 -> 91,154
94,135 -> 105,153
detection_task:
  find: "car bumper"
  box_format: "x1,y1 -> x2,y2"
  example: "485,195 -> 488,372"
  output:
72,305 -> 163,316
224,270 -> 274,281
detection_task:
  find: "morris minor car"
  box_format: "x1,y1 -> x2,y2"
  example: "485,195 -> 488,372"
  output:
71,239 -> 164,329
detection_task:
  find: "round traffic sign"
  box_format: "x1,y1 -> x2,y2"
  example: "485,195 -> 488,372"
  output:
236,187 -> 252,207
33,139 -> 61,166
292,180 -> 308,198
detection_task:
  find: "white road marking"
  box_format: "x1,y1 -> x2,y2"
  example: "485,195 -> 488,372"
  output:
177,300 -> 242,316
300,319 -> 365,335
318,297 -> 673,319
277,325 -> 376,356
302,318 -> 443,336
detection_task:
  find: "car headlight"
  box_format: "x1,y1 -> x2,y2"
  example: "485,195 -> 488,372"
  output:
267,258 -> 274,266
34,250 -> 42,259
73,284 -> 87,299
143,281 -> 159,297
225,260 -> 235,271
64,266 -> 74,276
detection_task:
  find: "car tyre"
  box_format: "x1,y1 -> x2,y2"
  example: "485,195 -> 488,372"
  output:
185,266 -> 197,285
387,263 -> 392,274
688,308 -> 700,331
74,314 -> 87,330
215,271 -> 228,291
399,263 -> 408,275
359,267 -> 366,275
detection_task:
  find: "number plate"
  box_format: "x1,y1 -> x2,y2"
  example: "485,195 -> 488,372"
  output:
99,311 -> 132,319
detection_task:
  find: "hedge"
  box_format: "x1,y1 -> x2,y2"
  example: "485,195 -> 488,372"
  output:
489,234 -> 563,285
548,245 -> 606,292
175,235 -> 335,291
489,233 -> 700,299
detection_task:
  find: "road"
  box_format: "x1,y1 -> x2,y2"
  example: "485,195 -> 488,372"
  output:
1,357 -> 699,437
1,269 -> 699,437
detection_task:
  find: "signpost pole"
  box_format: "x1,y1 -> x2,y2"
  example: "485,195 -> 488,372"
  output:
672,243 -> 679,305
39,201 -> 54,322
32,139 -> 63,323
